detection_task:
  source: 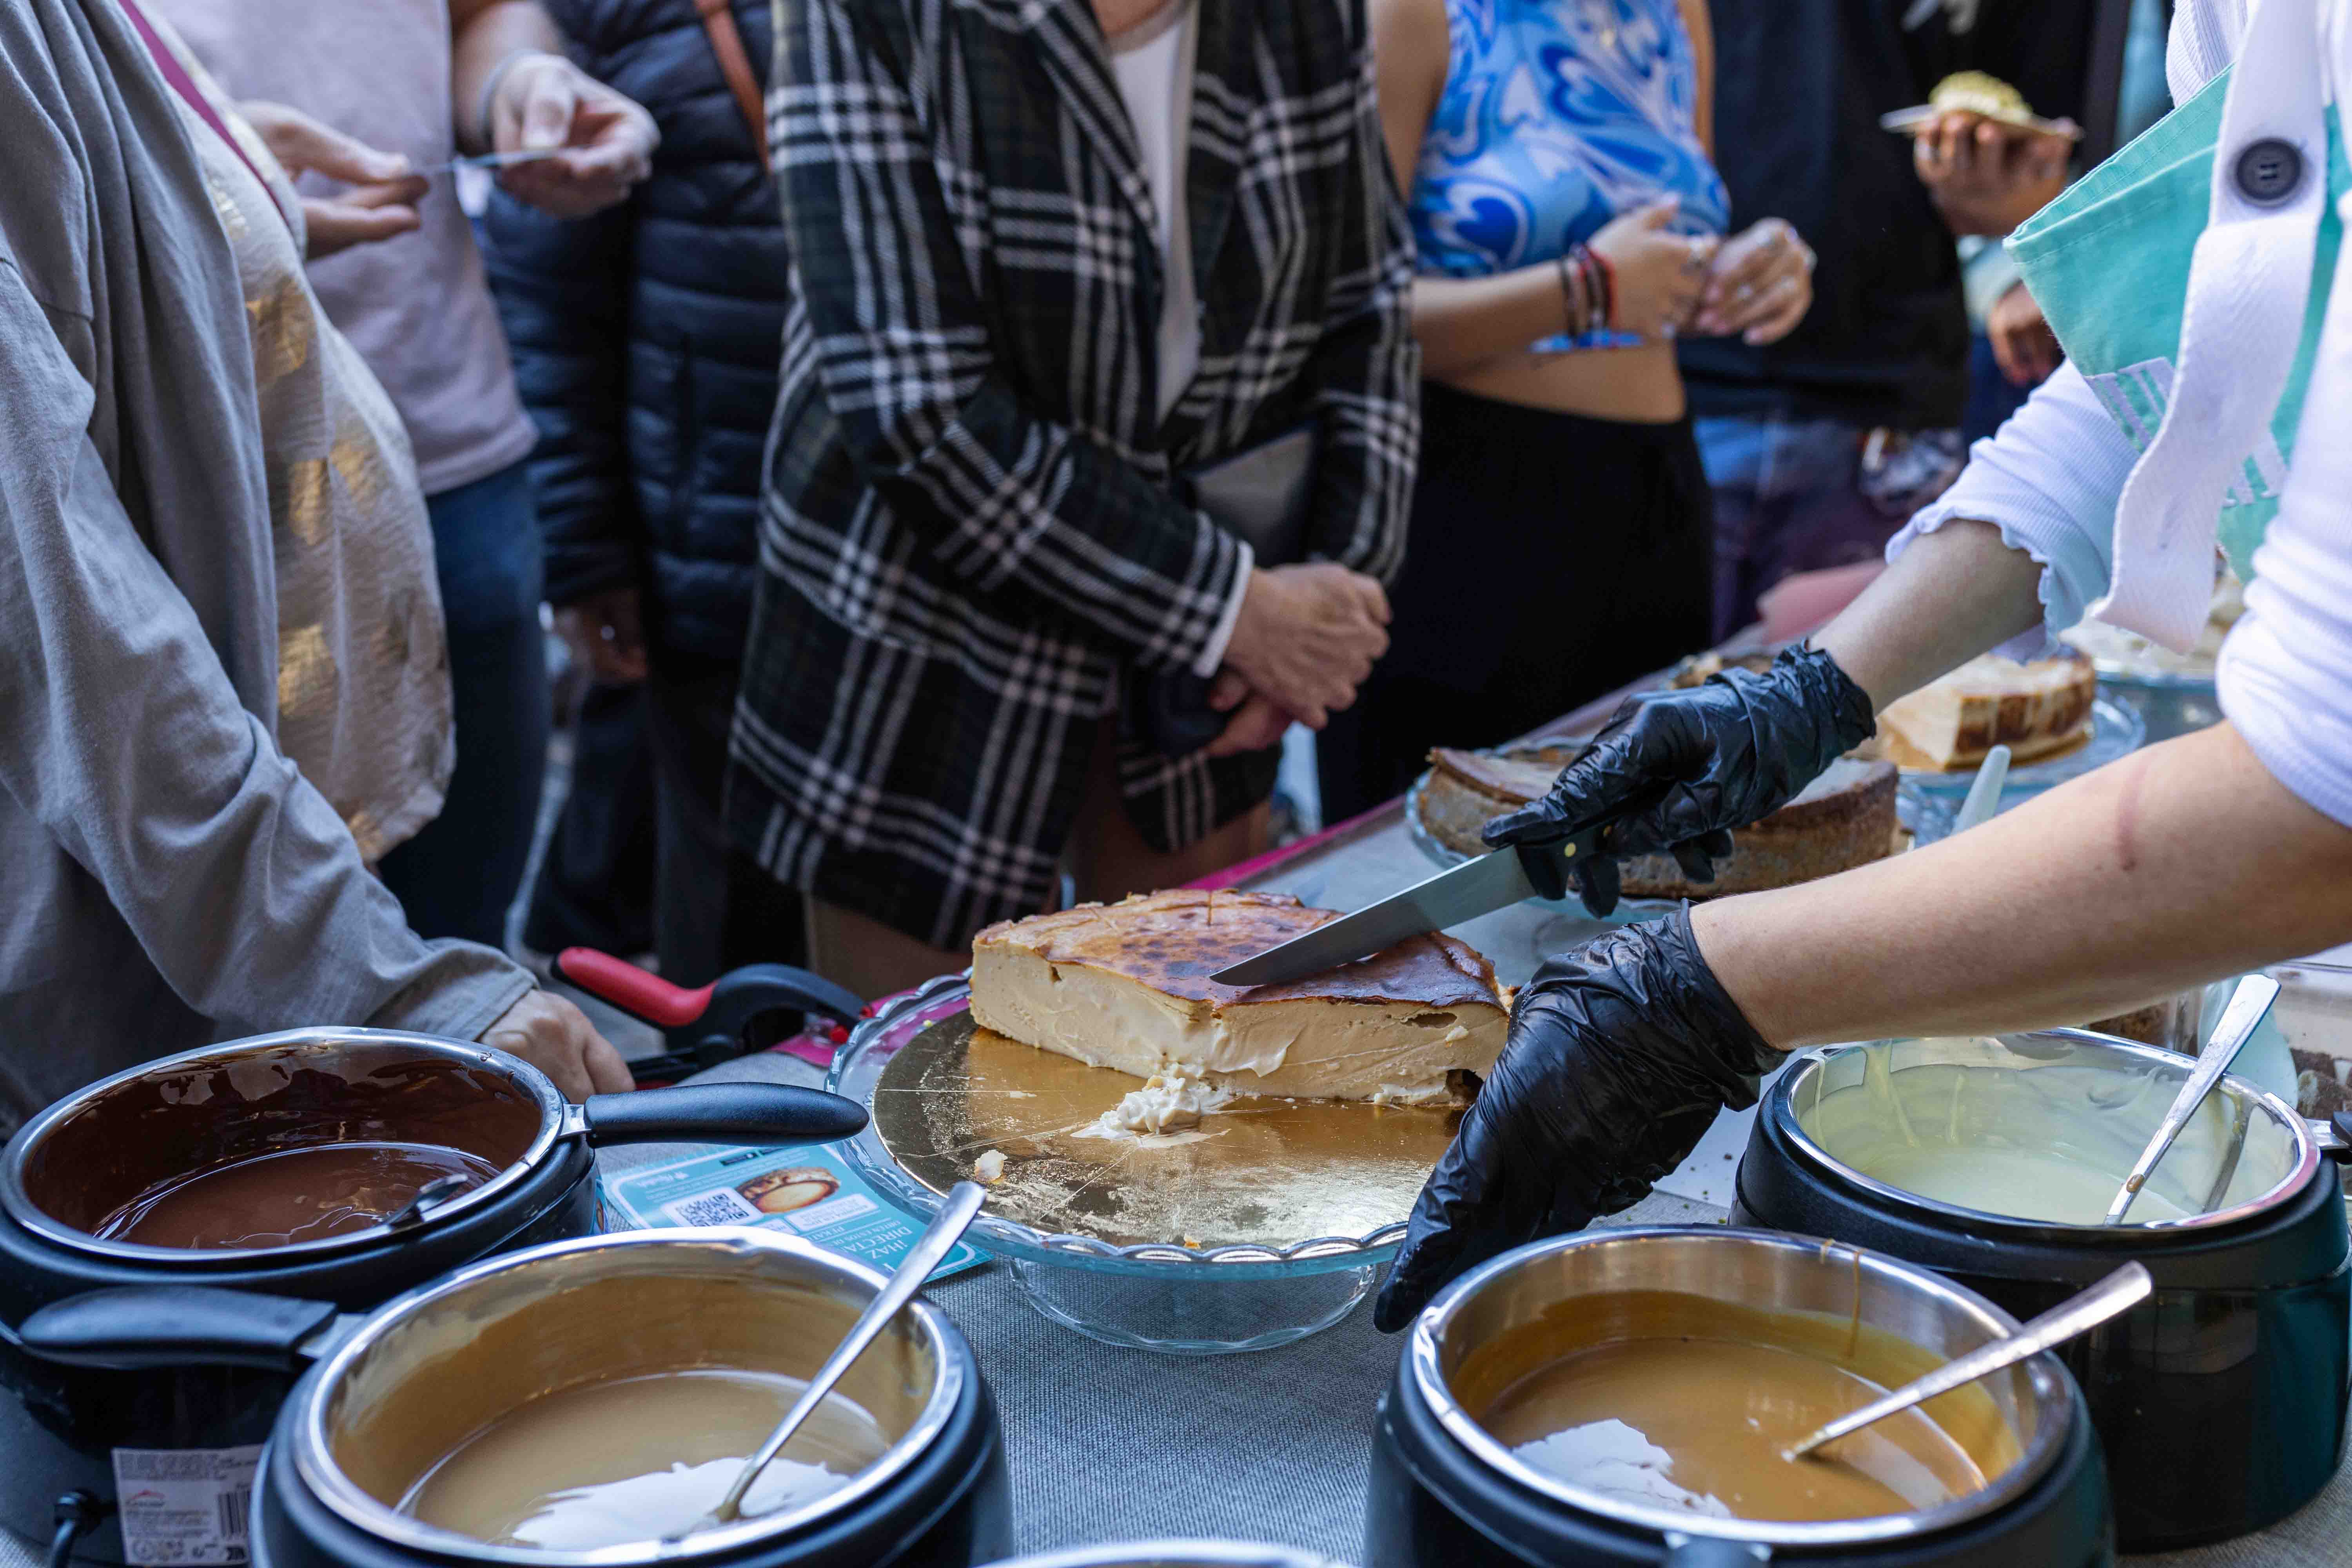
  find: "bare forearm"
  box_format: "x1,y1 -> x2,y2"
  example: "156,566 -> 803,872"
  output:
1810,517 -> 2045,710
1695,724 -> 2352,1048
450,0 -> 562,149
1412,268 -> 1575,376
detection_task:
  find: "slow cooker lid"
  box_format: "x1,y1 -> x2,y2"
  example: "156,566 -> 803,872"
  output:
290,1227 -> 964,1564
0,1029 -> 562,1267
1775,1030 -> 2321,1235
1407,1228 -> 2074,1548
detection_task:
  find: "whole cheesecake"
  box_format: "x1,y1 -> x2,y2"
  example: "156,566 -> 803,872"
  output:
1417,748 -> 1900,900
969,889 -> 1508,1103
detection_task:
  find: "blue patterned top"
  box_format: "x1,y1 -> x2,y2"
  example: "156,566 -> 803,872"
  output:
1409,0 -> 1729,350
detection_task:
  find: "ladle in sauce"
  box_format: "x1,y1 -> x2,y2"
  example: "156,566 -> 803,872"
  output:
682,1181 -> 990,1537
1785,1262 -> 2151,1463
2103,974 -> 2278,1224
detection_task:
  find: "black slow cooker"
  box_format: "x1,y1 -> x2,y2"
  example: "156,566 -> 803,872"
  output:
1367,1227 -> 2112,1567
1735,1029 -> 2352,1552
0,1029 -> 867,1566
22,1228 -> 1009,1568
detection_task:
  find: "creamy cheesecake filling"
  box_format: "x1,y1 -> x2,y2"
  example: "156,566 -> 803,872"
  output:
968,941 -> 1506,1103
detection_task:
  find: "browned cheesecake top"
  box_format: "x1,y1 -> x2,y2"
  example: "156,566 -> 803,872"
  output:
973,889 -> 1504,1009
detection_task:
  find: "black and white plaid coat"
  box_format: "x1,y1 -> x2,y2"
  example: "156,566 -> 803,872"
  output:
731,0 -> 1417,947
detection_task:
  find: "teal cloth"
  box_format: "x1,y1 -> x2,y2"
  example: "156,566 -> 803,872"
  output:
2006,65 -> 2350,581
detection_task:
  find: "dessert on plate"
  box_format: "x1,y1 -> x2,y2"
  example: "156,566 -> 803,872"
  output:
1415,746 -> 1900,900
968,889 -> 1508,1107
1870,651 -> 2098,771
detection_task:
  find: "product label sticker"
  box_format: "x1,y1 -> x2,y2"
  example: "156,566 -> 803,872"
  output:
110,1445 -> 261,1566
600,1143 -> 984,1281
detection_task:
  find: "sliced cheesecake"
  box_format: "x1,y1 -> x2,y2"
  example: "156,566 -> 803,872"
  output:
1873,652 -> 2096,771
1417,748 -> 1900,900
968,890 -> 1507,1103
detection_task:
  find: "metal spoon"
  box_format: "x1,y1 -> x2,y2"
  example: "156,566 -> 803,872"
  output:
686,1180 -> 988,1534
1949,744 -> 2011,836
2103,972 -> 2281,1225
1784,1262 -> 2152,1463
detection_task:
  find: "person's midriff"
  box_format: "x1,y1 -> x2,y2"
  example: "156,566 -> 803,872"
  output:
1481,1336 -> 1988,1523
1439,339 -> 1686,425
94,1142 -> 501,1249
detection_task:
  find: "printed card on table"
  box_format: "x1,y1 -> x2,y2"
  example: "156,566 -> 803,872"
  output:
599,1143 -> 986,1282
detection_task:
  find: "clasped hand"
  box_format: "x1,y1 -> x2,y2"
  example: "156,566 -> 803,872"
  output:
1584,200 -> 1814,346
1204,563 -> 1390,759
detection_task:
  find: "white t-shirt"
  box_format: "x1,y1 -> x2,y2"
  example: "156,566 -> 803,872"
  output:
154,0 -> 538,497
1108,0 -> 1244,679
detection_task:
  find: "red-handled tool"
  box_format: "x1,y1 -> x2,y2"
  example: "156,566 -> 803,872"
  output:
555,950 -> 868,1086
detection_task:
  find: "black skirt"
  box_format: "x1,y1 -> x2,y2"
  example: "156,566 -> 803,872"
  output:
1317,380 -> 1715,822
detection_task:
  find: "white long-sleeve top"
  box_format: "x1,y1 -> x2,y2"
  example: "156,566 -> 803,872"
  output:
1890,360 -> 2352,828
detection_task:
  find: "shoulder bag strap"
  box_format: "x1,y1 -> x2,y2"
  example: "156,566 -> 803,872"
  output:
695,0 -> 770,171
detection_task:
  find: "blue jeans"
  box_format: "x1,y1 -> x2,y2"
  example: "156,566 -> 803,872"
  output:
377,461 -> 551,947
1695,414 -> 1896,641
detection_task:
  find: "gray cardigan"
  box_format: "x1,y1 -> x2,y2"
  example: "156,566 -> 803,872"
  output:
0,0 -> 528,1135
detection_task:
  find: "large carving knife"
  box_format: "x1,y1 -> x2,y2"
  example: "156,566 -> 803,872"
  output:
1209,831 -> 1602,989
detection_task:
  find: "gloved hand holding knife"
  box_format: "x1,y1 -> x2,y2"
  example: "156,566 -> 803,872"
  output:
1484,643 -> 1878,916
1209,642 -> 1880,1333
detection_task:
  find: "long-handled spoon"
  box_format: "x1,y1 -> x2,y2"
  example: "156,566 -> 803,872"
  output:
686,1180 -> 988,1535
1949,744 -> 2011,836
1784,1262 -> 2152,1463
2103,973 -> 2282,1225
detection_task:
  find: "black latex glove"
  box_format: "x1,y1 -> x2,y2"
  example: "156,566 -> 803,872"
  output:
1483,644 -> 1876,916
1372,908 -> 1779,1332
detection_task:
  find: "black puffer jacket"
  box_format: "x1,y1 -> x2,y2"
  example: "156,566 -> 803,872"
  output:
480,0 -> 778,663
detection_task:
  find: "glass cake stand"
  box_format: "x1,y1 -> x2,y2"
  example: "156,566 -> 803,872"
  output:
1900,697 -> 2145,842
827,974 -> 1467,1355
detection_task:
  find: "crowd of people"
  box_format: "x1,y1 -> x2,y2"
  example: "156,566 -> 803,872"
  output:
6,0 -> 2350,1318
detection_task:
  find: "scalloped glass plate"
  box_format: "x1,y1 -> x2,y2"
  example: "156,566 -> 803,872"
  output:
826,975 -> 1471,1353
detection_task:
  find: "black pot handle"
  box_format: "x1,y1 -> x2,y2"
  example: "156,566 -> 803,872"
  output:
1662,1537 -> 1769,1567
18,1286 -> 338,1372
581,1082 -> 867,1146
2321,1110 -> 2352,1161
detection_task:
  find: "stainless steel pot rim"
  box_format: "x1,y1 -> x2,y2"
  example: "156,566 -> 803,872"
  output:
1768,1028 -> 2324,1235
289,1225 -> 966,1564
829,975 -> 1403,1276
0,1027 -> 568,1268
979,1542 -> 1354,1568
1408,1227 -> 2074,1548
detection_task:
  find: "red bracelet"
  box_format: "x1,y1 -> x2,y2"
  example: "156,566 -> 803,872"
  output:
1589,248 -> 1617,331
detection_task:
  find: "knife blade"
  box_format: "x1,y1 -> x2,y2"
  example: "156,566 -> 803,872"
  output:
1209,833 -> 1596,989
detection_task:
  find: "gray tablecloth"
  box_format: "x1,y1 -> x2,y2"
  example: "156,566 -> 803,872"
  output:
5,1042 -> 2345,1568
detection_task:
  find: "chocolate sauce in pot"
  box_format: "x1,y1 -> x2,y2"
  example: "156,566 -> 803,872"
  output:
93,1142 -> 502,1249
21,1044 -> 540,1240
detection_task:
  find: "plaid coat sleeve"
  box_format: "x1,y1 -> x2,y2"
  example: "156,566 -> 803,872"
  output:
1295,30 -> 1419,587
770,0 -> 1245,673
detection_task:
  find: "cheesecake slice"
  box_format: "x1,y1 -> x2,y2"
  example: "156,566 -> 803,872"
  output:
969,890 -> 1507,1103
1873,652 -> 2096,771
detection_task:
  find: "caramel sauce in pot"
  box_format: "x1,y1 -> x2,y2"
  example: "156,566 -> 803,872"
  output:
1452,1291 -> 2020,1526
399,1369 -> 891,1548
